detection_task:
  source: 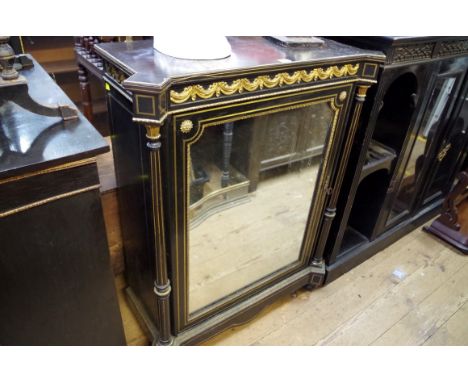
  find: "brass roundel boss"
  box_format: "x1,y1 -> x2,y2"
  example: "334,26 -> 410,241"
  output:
180,119 -> 193,133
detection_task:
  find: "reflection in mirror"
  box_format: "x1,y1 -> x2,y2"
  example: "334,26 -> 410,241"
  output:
188,102 -> 335,314
387,77 -> 456,223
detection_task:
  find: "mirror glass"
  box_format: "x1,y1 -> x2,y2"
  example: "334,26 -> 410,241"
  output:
387,76 -> 456,223
188,102 -> 335,314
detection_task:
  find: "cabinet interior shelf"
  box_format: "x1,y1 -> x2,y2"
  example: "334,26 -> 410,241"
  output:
337,226 -> 370,258
360,139 -> 397,182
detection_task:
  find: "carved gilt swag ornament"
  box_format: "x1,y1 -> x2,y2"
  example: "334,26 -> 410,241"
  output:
170,64 -> 360,104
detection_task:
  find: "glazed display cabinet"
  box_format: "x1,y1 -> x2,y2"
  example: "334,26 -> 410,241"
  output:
95,37 -> 384,344
326,37 -> 468,282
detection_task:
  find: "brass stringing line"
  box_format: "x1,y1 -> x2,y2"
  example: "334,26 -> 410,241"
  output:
0,158 -> 96,185
136,94 -> 156,116
156,150 -> 168,289
157,151 -> 167,264
0,185 -> 100,218
170,64 -> 360,104
182,95 -> 345,324
150,152 -> 163,282
302,101 -> 341,257
330,102 -> 363,207
173,117 -> 183,330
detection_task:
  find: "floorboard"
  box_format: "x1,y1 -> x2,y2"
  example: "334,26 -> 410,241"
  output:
114,221 -> 468,346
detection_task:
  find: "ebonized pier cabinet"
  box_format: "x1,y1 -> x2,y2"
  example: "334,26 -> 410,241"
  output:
326,37 -> 468,282
0,56 -> 125,345
95,37 -> 384,345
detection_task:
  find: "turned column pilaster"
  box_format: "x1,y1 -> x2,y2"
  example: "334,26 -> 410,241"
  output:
311,85 -> 371,267
144,122 -> 173,346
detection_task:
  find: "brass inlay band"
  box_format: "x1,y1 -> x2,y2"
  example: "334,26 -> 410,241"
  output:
0,184 -> 100,218
0,158 -> 96,186
170,64 -> 360,104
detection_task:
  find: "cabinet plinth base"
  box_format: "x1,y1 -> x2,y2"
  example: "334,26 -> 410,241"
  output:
125,264 -> 325,346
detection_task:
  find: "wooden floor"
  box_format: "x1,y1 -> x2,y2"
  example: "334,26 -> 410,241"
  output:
116,221 -> 468,345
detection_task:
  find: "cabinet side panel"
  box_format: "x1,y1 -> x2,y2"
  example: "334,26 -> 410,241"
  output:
0,189 -> 125,345
107,91 -> 159,326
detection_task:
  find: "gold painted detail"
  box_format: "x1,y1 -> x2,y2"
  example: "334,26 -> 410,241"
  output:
338,91 -> 347,101
180,119 -> 193,133
145,124 -> 161,140
0,158 -> 96,186
437,143 -> 452,162
0,185 -> 100,218
170,64 -> 360,104
356,85 -> 370,99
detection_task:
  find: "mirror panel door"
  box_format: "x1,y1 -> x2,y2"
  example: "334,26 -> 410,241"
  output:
187,102 -> 335,314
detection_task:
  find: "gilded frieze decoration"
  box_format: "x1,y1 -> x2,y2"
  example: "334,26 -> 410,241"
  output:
170,64 -> 360,104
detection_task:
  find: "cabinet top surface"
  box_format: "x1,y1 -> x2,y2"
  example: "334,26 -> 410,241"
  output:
95,37 -> 384,91
0,56 -> 108,180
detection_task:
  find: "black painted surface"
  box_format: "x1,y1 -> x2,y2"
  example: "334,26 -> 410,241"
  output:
98,34 -> 386,342
0,190 -> 125,345
0,163 -> 98,213
0,55 -> 108,181
106,90 -> 159,325
0,57 -> 125,345
324,37 -> 468,280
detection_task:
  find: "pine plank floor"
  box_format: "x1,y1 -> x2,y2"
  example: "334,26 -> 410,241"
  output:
116,222 -> 468,346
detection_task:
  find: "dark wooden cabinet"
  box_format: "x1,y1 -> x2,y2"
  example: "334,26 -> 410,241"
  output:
0,57 -> 126,345
325,37 -> 468,282
95,37 -> 384,344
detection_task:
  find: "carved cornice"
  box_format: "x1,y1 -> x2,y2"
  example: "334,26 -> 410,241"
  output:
438,40 -> 468,57
170,64 -> 359,104
392,43 -> 434,63
389,39 -> 468,64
